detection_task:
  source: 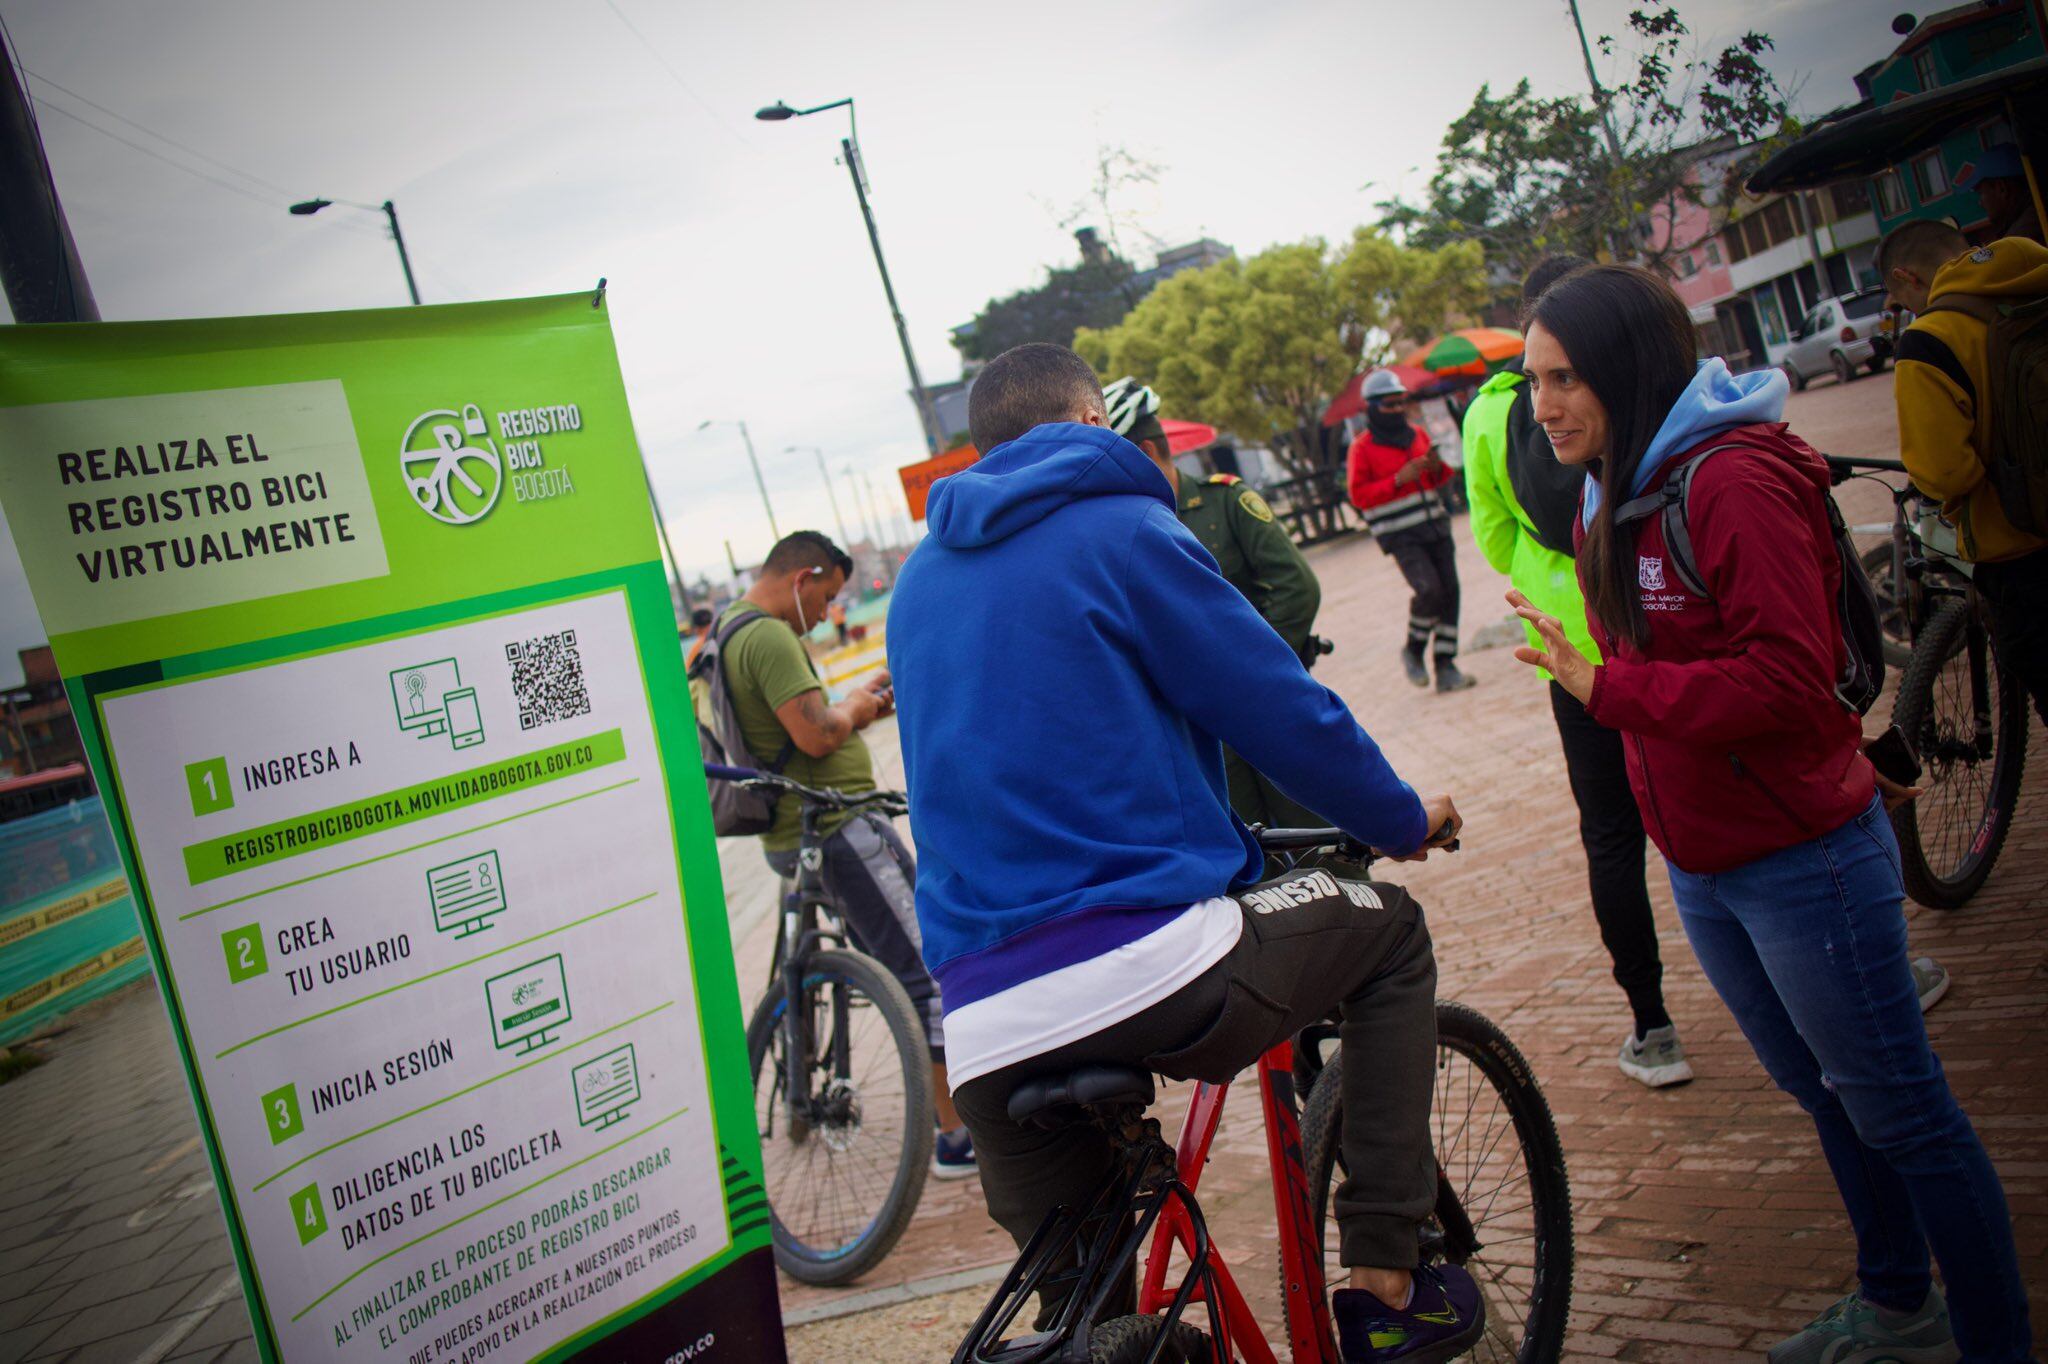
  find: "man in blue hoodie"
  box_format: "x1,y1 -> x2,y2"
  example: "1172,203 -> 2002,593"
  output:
889,343 -> 1474,1362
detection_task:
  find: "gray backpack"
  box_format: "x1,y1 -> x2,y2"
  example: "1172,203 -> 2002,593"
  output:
688,608 -> 795,836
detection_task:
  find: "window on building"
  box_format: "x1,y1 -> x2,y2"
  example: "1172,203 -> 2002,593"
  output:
1705,241 -> 1723,266
1673,252 -> 1699,278
1913,47 -> 1938,90
1875,169 -> 1908,216
1980,119 -> 2014,150
1759,198 -> 1798,248
1912,150 -> 1950,201
1723,226 -> 1749,263
1830,181 -> 1871,218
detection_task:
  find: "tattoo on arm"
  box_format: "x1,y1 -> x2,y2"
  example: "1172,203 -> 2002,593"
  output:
794,689 -> 851,750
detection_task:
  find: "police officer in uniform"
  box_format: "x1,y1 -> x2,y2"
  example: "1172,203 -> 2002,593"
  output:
1102,377 -> 1328,828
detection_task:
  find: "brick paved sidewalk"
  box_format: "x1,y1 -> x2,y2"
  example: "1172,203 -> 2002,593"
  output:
3,377 -> 2042,1363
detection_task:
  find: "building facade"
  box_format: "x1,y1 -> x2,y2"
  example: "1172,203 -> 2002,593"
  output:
1859,1 -> 2043,238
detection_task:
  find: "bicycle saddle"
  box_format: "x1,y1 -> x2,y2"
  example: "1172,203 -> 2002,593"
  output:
1007,1065 -> 1155,1130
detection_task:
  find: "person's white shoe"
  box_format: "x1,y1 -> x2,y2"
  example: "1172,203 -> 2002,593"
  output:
1912,957 -> 1950,1013
1618,1025 -> 1695,1088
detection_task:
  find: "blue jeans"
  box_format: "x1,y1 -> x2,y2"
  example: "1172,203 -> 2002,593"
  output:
1670,796 -> 2033,1364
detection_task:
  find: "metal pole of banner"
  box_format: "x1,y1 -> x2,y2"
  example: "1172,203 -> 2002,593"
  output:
0,45 -> 100,322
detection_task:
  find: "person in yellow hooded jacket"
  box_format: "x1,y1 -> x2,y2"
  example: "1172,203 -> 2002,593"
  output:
1878,222 -> 2048,724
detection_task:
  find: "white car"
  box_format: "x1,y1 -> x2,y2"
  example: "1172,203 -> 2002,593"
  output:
1781,289 -> 1891,389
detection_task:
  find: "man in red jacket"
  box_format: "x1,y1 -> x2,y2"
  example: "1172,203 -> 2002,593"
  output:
1347,370 -> 1474,691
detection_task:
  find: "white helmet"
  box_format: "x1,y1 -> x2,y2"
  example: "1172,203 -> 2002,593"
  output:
1361,369 -> 1407,402
1101,376 -> 1163,436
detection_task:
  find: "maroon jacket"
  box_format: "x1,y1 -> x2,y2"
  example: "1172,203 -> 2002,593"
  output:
1576,425 -> 1875,873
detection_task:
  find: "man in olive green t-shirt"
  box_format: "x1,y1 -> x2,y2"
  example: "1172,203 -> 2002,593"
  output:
720,531 -> 971,1172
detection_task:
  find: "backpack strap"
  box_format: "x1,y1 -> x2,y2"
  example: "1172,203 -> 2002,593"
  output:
708,608 -> 797,775
1610,446 -> 1740,601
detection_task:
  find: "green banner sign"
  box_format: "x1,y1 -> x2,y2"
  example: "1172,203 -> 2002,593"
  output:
0,295 -> 783,1362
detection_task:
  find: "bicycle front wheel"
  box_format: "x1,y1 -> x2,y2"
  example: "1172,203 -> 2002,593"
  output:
1891,598 -> 2029,908
1304,1002 -> 1572,1364
747,948 -> 934,1284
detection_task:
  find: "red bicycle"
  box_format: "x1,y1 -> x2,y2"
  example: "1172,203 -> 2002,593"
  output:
952,828 -> 1574,1363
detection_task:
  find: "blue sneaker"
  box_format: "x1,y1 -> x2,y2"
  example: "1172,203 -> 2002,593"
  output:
1334,1264 -> 1485,1362
931,1126 -> 977,1180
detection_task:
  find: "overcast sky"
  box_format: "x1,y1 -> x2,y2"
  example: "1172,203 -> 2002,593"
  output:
0,0 -> 1888,685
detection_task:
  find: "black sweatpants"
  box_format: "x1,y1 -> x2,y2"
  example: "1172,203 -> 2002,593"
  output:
1548,681 -> 1667,1034
953,870 -> 1437,1327
1976,549 -> 2048,728
1385,525 -> 1462,665
765,812 -> 944,1061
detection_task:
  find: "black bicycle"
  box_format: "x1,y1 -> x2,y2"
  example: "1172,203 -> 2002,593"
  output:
706,763 -> 934,1284
953,825 -> 1572,1364
1830,456 -> 2029,908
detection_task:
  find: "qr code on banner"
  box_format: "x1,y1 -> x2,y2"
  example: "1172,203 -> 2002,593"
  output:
506,629 -> 592,731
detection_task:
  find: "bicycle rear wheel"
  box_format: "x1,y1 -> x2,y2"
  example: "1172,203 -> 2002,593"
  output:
1891,598 -> 2029,908
1304,1002 -> 1572,1364
747,948 -> 934,1284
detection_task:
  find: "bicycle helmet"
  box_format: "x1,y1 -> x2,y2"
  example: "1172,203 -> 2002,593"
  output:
1101,376 -> 1163,437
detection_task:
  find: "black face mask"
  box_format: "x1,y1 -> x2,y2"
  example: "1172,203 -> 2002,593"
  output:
1366,401 -> 1414,447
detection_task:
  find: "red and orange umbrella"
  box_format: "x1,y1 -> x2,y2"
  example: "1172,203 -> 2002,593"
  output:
1401,327 -> 1524,377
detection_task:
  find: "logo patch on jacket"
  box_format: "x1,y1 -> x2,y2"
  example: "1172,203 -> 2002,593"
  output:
1639,556 -> 1667,591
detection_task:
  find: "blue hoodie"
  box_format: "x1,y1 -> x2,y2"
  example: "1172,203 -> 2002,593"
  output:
888,422 -> 1426,1048
1581,358 -> 1789,526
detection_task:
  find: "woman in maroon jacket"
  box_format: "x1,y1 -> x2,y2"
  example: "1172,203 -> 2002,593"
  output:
1508,266 -> 2032,1364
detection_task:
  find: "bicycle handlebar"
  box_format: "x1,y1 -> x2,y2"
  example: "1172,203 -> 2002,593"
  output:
703,763 -> 908,815
1822,453 -> 1908,486
1255,818 -> 1459,857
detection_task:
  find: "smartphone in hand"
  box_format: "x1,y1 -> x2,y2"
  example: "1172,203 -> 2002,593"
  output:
1865,724 -> 1922,787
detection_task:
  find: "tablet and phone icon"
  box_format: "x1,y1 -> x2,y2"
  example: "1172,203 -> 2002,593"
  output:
389,659 -> 486,750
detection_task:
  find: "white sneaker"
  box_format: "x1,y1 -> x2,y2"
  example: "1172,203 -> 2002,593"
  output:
1912,956 -> 1950,1013
1618,1025 -> 1695,1088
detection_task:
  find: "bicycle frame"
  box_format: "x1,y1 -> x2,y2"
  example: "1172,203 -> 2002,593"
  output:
1134,1041 -> 1339,1363
771,800 -> 852,1134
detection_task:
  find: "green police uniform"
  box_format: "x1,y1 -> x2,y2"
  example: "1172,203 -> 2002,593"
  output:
1175,472 -> 1327,830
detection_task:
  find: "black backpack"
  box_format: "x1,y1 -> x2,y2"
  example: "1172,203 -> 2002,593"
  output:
1920,288 -> 2048,538
687,608 -> 795,836
1612,446 -> 1885,715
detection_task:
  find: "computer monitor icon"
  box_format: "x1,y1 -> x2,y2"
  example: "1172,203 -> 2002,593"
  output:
572,1045 -> 641,1130
428,850 -> 506,937
392,659 -> 463,739
485,955 -> 570,1054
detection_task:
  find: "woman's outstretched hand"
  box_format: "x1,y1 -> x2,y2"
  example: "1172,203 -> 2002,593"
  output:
1507,590 -> 1597,705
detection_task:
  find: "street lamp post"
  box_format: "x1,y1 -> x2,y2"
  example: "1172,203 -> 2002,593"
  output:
786,445 -> 852,549
698,419 -> 780,545
755,97 -> 943,454
842,463 -> 878,548
289,197 -> 422,305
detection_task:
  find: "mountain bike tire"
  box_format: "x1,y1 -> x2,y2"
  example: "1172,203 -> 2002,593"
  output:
1891,598 -> 2029,909
1086,1313 -> 1213,1363
1303,1002 -> 1572,1364
747,948 -> 934,1284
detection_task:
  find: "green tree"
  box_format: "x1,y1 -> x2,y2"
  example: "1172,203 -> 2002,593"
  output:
953,253 -> 1139,363
1381,5 -> 1786,299
1075,233 -> 1485,535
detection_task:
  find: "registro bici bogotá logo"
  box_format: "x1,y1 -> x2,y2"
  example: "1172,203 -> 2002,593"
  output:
399,401 -> 582,525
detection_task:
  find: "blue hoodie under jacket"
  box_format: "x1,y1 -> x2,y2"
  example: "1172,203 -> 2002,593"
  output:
888,422 -> 1427,1018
